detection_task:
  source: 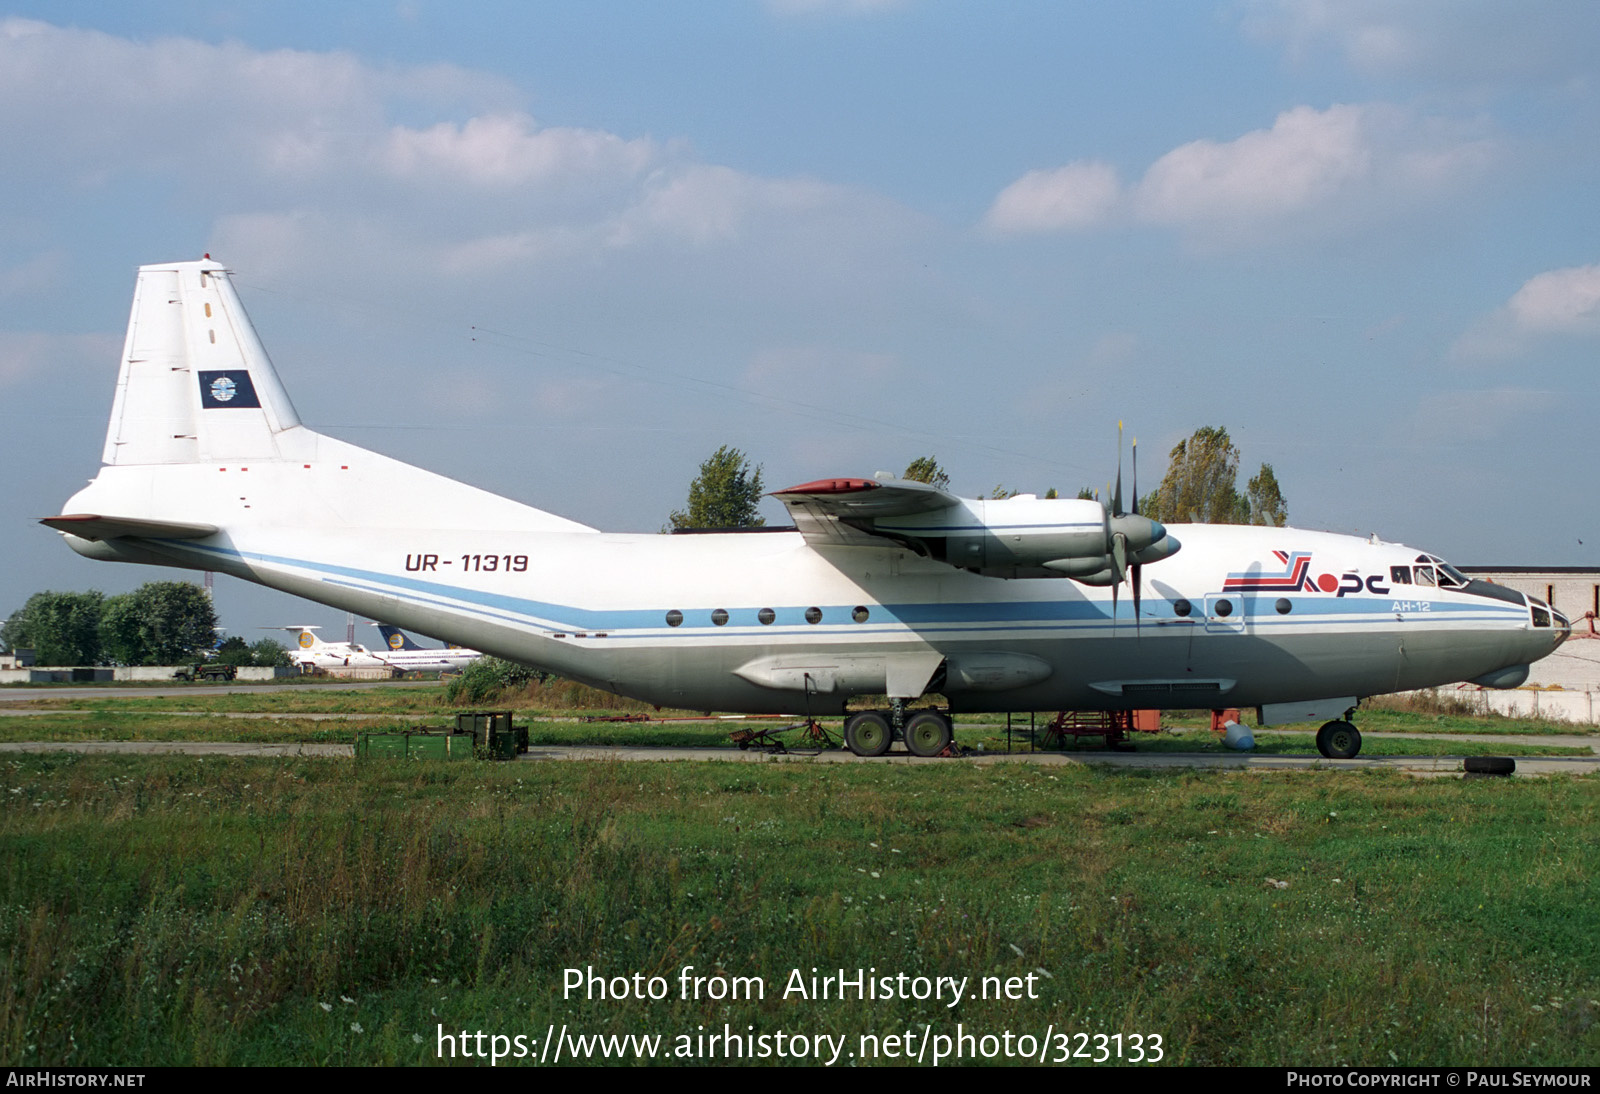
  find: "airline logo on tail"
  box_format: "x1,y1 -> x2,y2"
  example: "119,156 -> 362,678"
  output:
199,370 -> 261,409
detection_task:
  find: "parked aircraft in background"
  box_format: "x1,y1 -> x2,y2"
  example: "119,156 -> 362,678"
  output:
45,259 -> 1570,758
273,626 -> 391,671
370,623 -> 483,672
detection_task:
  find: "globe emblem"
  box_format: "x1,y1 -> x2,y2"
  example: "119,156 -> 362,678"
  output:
210,376 -> 237,403
389,634 -> 404,649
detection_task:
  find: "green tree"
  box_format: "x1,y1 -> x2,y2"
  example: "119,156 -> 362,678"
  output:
98,582 -> 217,664
1141,426 -> 1287,526
901,456 -> 950,490
1245,463 -> 1288,527
213,636 -> 255,668
668,446 -> 766,530
987,485 -> 1019,500
98,593 -> 145,666
5,591 -> 105,665
249,637 -> 290,668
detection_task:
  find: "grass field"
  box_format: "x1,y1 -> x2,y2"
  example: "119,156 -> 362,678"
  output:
2,683 -> 1596,1067
1,752 -> 1596,1067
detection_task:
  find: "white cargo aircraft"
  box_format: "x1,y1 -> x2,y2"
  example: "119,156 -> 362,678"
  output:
370,624 -> 483,673
45,259 -> 1569,758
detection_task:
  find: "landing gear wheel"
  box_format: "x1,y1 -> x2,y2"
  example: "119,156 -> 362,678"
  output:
1316,720 -> 1362,759
904,711 -> 953,757
844,711 -> 892,757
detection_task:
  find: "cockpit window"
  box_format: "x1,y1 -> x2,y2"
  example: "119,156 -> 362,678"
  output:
1390,566 -> 1412,585
1410,554 -> 1467,589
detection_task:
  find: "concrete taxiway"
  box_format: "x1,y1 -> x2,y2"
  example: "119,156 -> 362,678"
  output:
1,738 -> 1595,777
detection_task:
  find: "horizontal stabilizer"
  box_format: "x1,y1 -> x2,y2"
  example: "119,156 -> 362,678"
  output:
41,513 -> 219,542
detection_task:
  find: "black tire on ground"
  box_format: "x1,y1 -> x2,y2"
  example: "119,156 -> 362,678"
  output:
1316,720 -> 1362,759
1463,756 -> 1516,776
844,711 -> 893,757
904,711 -> 953,757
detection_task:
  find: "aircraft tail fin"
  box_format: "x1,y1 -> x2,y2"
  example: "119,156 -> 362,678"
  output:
67,257 -> 597,540
274,626 -> 324,653
374,624 -> 424,651
104,258 -> 305,465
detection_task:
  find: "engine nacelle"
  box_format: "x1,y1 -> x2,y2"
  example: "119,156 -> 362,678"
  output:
872,495 -> 1177,580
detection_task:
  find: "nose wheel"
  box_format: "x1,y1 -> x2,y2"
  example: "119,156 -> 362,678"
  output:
1315,720 -> 1362,759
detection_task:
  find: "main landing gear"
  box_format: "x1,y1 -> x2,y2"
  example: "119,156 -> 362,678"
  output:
1315,719 -> 1363,759
843,709 -> 954,757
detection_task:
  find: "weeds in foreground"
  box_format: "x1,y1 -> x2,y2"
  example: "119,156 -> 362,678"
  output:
0,755 -> 1596,1066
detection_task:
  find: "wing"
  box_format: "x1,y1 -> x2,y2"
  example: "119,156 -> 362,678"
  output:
771,477 -> 958,547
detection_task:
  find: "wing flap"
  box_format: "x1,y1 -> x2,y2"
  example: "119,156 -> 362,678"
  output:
772,477 -> 957,548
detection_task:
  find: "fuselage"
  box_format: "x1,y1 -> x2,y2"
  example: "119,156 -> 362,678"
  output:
60,460 -> 1566,715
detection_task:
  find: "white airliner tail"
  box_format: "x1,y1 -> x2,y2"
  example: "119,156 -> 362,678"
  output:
60,258 -> 595,538
104,258 -> 303,466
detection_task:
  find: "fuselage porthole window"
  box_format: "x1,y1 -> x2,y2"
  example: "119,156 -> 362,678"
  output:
852,605 -> 870,623
1275,598 -> 1292,614
1214,599 -> 1234,618
711,609 -> 729,626
805,607 -> 822,624
1173,599 -> 1192,617
665,609 -> 683,627
757,608 -> 776,625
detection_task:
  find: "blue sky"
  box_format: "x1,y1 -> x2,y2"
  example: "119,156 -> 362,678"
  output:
2,1 -> 1597,644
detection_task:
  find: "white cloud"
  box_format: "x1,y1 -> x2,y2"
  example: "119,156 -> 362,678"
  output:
1241,0 -> 1600,86
983,162 -> 1122,234
382,113 -> 659,190
1451,264 -> 1600,360
0,18 -> 514,185
0,18 -> 923,294
623,165 -> 854,246
985,103 -> 1494,243
1136,104 -> 1372,225
1507,265 -> 1600,334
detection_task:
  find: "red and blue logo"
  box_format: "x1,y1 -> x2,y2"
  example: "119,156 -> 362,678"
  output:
1223,551 -> 1319,592
1224,551 -> 1390,598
